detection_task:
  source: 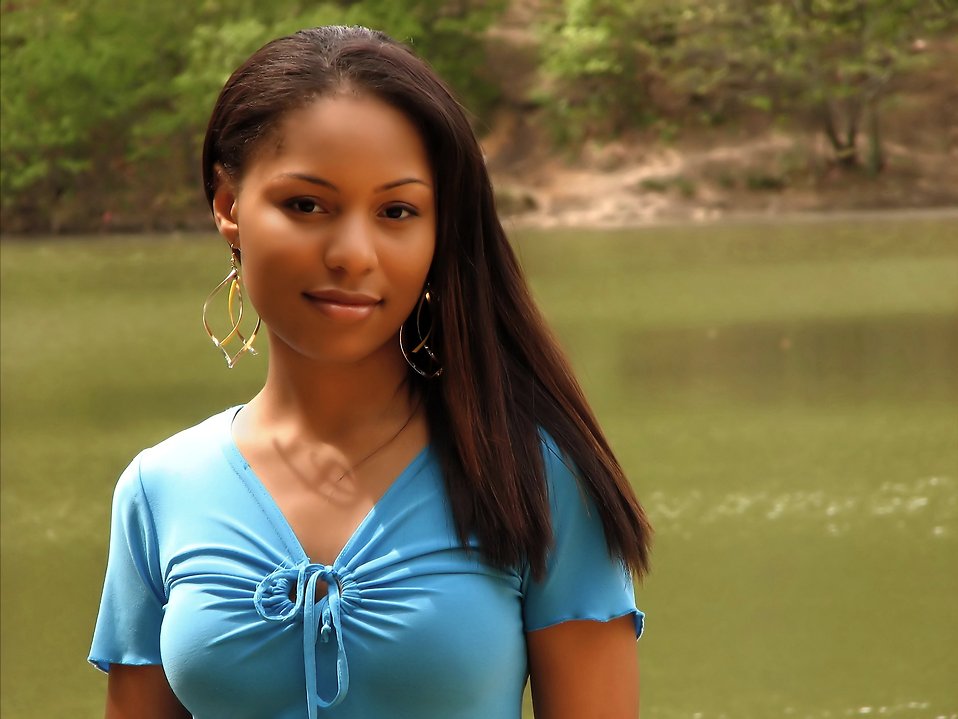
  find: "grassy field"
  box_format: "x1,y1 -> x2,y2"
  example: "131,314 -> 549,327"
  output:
2,214 -> 957,718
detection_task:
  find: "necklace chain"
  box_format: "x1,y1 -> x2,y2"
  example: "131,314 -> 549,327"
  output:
334,397 -> 421,482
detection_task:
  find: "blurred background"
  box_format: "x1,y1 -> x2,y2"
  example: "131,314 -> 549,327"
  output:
1,1 -> 956,717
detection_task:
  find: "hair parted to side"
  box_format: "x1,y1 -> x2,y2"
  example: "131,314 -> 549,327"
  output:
202,25 -> 652,580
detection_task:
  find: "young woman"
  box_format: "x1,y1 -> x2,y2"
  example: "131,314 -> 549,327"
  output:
90,25 -> 652,719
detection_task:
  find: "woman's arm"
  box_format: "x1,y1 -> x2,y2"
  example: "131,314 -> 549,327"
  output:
105,665 -> 191,719
527,615 -> 639,719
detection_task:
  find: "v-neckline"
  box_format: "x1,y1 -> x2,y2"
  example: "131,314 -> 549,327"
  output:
220,405 -> 432,566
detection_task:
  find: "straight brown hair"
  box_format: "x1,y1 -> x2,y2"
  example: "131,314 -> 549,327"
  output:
202,26 -> 652,580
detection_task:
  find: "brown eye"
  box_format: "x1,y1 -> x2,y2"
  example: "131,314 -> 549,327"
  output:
381,204 -> 417,220
288,198 -> 323,214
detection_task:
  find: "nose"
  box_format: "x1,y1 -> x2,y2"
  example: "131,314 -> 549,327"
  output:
322,212 -> 378,276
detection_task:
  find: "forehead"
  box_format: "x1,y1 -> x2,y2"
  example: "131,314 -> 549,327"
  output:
248,93 -> 433,183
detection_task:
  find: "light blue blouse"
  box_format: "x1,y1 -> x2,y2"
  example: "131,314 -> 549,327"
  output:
90,406 -> 643,718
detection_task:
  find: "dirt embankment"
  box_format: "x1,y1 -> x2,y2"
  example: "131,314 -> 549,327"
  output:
479,24 -> 958,228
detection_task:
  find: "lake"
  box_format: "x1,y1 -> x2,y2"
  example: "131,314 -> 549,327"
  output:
2,213 -> 956,718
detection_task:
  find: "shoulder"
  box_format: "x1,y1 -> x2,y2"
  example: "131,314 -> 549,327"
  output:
535,429 -> 609,560
521,431 -> 640,633
537,430 -> 589,513
125,406 -> 240,500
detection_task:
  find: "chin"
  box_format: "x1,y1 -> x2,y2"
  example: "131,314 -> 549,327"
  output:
286,338 -> 402,370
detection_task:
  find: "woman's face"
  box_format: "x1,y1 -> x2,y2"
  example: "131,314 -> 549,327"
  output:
213,93 -> 436,369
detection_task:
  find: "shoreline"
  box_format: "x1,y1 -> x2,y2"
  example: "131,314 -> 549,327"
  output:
2,206 -> 957,244
504,204 -> 958,232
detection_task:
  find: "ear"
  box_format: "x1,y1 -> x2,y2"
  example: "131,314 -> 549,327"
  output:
211,164 -> 240,248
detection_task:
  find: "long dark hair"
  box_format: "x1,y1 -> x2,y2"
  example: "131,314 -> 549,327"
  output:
202,26 -> 651,580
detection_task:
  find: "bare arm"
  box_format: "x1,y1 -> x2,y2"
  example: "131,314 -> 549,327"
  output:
105,665 -> 191,719
527,615 -> 639,719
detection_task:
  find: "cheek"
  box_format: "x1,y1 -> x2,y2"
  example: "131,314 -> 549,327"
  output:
239,246 -> 308,313
392,240 -> 434,294
408,224 -> 437,276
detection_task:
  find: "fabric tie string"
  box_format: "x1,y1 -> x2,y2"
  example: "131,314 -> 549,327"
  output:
254,563 -> 350,717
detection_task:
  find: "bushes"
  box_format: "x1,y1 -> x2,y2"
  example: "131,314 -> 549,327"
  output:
537,0 -> 954,165
0,0 -> 506,232
536,0 -> 676,143
2,0 -> 954,232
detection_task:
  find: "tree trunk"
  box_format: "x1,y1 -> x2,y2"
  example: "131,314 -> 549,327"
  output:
865,94 -> 885,176
821,99 -> 860,168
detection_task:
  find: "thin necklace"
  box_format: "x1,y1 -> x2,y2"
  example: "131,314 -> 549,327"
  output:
334,397 -> 422,482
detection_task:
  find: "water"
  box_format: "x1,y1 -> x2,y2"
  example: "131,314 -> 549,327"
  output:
2,214 -> 957,717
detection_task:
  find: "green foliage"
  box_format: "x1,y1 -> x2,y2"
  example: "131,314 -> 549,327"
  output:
745,172 -> 788,192
1,0 -> 203,226
537,0 -> 677,142
2,0 -> 955,231
0,0 -> 506,232
715,0 -> 952,167
636,174 -> 696,197
538,0 -> 955,166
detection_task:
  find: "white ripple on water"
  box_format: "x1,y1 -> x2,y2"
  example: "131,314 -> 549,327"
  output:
646,701 -> 952,718
844,702 -> 955,719
644,475 -> 956,537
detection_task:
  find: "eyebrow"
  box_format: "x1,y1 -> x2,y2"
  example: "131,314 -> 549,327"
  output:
276,172 -> 431,192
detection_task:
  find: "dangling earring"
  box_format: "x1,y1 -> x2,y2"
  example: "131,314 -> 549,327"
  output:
202,245 -> 261,368
400,283 -> 443,378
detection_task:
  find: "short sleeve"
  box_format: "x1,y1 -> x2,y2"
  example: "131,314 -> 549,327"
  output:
521,438 -> 645,638
89,454 -> 166,672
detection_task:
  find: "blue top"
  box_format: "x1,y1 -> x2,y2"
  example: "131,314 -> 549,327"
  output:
90,406 -> 643,719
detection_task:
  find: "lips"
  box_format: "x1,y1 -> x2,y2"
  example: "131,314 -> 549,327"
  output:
303,288 -> 382,321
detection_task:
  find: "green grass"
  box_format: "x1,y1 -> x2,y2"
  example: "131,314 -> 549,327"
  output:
2,215 -> 957,717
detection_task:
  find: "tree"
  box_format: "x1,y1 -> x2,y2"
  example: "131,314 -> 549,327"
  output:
0,0 -> 506,233
1,0 -> 205,230
538,0 -> 956,171
698,0 -> 956,171
536,0 -> 679,142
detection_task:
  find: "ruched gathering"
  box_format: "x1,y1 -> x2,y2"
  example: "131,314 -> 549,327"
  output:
255,563 -> 352,716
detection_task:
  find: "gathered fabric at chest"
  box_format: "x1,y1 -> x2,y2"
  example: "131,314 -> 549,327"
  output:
254,563 -> 349,716
156,420 -> 527,719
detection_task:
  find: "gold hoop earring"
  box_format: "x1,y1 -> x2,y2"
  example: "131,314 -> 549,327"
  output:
202,245 -> 261,368
400,283 -> 443,378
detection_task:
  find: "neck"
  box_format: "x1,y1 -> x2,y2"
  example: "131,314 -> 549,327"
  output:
244,331 -> 417,443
